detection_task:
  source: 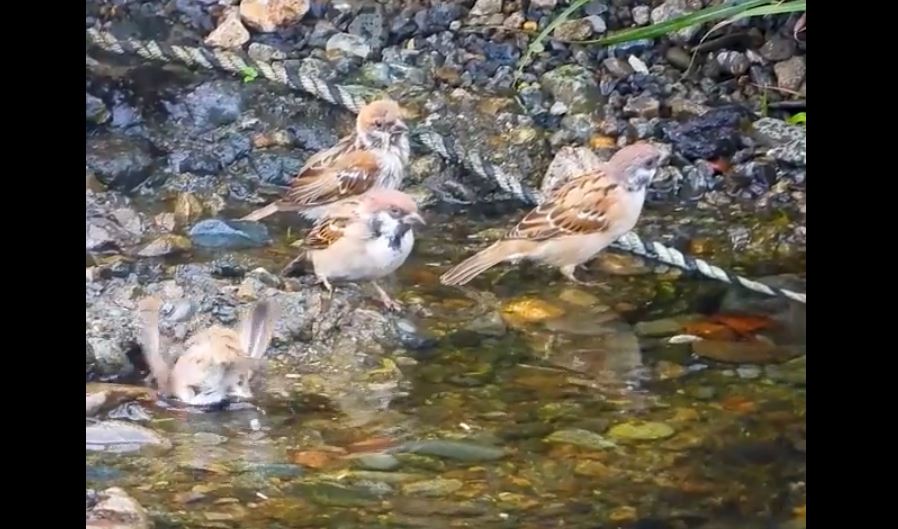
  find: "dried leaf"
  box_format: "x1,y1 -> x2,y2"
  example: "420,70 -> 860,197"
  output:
290,450 -> 334,469
708,314 -> 775,335
682,321 -> 737,341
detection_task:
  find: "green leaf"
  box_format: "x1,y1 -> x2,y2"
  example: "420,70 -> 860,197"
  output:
240,66 -> 259,83
787,112 -> 806,126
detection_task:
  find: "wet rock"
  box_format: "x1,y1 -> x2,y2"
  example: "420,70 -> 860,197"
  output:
575,460 -> 614,478
716,51 -> 749,77
205,7 -> 250,49
764,355 -> 805,385
137,234 -> 192,257
595,253 -> 651,275
86,421 -> 172,453
188,218 -> 270,249
661,106 -> 749,160
464,311 -> 507,337
239,0 -> 309,33
471,0 -> 502,16
692,340 -> 802,364
651,0 -> 701,44
178,80 -> 244,131
545,429 -> 616,450
532,0 -> 558,8
394,497 -> 488,517
760,35 -> 796,62
774,56 -> 806,91
86,137 -> 154,191
634,316 -> 696,337
354,454 -> 401,471
86,487 -> 151,529
326,32 -> 372,59
501,298 -> 565,326
608,421 -> 675,441
401,478 -> 463,497
292,482 -> 378,507
240,463 -> 303,480
541,65 -> 601,114
86,94 -> 110,125
396,439 -> 506,461
737,365 -> 762,379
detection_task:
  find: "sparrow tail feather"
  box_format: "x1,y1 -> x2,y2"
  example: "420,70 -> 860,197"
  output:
440,240 -> 529,286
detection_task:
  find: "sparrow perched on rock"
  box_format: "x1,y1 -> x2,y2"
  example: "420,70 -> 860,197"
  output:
281,188 -> 425,311
440,142 -> 662,287
241,99 -> 411,222
137,296 -> 278,407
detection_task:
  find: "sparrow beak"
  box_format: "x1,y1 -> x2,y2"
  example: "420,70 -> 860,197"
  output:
404,212 -> 425,225
391,120 -> 409,134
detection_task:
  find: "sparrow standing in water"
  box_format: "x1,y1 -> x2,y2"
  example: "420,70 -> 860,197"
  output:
241,99 -> 410,222
440,142 -> 663,287
281,188 -> 425,311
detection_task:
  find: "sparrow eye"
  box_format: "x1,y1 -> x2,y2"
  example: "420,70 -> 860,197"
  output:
373,119 -> 384,129
389,206 -> 402,216
643,159 -> 656,169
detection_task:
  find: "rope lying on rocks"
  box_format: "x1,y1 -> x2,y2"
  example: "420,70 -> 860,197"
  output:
86,28 -> 806,305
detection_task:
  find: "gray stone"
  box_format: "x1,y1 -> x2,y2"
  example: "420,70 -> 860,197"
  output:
760,35 -> 796,62
716,50 -> 749,76
554,19 -> 594,41
86,487 -> 152,529
623,94 -> 661,118
85,137 -> 154,191
774,56 -> 806,91
326,32 -> 373,59
541,65 -> 601,114
86,94 -> 110,125
651,0 -> 701,43
471,0 -> 503,16
180,80 -> 244,131
632,5 -> 651,25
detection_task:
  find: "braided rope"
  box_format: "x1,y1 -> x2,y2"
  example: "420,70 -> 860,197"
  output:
86,29 -> 805,305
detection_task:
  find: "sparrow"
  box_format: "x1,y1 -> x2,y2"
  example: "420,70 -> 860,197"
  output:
439,142 -> 662,287
241,98 -> 411,222
137,296 -> 278,407
281,188 -> 425,311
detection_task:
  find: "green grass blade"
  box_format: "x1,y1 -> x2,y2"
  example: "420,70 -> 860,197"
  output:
514,0 -> 592,82
576,0 -> 777,46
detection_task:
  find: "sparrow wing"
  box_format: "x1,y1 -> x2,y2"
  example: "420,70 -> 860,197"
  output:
296,133 -> 358,178
302,214 -> 353,250
284,151 -> 381,207
508,170 -> 626,241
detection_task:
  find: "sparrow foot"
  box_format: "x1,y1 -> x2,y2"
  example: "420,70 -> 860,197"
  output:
372,282 -> 403,312
560,265 -> 609,290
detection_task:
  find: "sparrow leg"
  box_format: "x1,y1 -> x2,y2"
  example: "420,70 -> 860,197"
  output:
320,276 -> 334,296
372,282 -> 403,312
560,264 -> 609,289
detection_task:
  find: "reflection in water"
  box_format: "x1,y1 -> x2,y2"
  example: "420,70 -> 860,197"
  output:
87,216 -> 806,529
